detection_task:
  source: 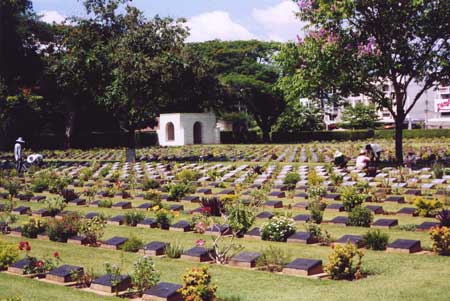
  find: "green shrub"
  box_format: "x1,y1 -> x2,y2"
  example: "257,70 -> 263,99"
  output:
124,210 -> 145,226
165,241 -> 183,258
46,212 -> 80,242
31,177 -> 48,193
142,178 -> 160,190
283,172 -> 300,190
307,186 -> 327,202
98,199 -> 113,208
363,229 -> 389,250
168,183 -> 193,201
0,239 -> 19,270
433,164 -> 444,179
330,173 -> 344,186
398,224 -> 417,231
227,203 -> 255,236
99,166 -> 110,178
78,167 -> 93,182
308,200 -> 325,224
325,242 -> 364,280
4,179 -> 20,197
143,189 -> 161,203
413,198 -> 443,217
348,206 -> 373,227
261,216 -> 296,242
22,218 -> 47,238
429,226 -> 450,255
179,266 -> 217,301
132,256 -> 160,294
256,245 -> 291,272
308,170 -> 324,186
175,169 -> 201,183
44,196 -> 66,215
155,208 -> 173,228
304,222 -> 332,245
122,236 -> 144,252
341,187 -> 366,212
48,176 -> 70,193
79,215 -> 107,245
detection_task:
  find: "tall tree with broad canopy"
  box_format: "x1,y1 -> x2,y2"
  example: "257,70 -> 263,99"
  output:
188,40 -> 286,142
101,11 -> 189,147
285,0 -> 450,164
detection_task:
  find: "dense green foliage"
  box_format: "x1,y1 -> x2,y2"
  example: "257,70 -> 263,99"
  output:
340,103 -> 380,129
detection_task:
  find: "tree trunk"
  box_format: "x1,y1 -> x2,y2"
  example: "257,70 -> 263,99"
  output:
127,128 -> 136,148
394,118 -> 403,166
64,110 -> 76,149
261,128 -> 270,143
394,91 -> 405,166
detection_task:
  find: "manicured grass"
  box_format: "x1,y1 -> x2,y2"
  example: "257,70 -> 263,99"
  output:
1,231 -> 450,301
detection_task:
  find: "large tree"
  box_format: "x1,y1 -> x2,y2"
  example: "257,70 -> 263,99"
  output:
0,0 -> 52,145
100,7 -> 192,147
188,40 -> 286,142
285,0 -> 450,164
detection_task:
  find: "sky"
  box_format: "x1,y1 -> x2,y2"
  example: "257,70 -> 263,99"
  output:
32,0 -> 304,42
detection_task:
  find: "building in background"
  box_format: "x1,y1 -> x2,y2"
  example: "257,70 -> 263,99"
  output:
324,81 -> 450,129
157,112 -> 220,146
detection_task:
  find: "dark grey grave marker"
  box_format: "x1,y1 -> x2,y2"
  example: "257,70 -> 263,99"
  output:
387,239 -> 422,253
143,241 -> 168,256
229,252 -> 261,268
142,282 -> 183,301
371,219 -> 398,229
283,258 -> 323,276
287,232 -> 317,244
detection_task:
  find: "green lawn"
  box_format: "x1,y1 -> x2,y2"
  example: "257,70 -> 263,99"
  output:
1,228 -> 450,301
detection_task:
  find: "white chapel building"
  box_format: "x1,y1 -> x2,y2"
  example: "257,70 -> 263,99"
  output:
157,112 -> 221,146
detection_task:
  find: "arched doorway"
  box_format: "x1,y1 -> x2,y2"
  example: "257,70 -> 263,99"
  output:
166,122 -> 175,141
193,122 -> 202,144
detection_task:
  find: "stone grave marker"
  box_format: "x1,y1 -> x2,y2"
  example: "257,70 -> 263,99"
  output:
371,219 -> 398,229
169,220 -> 191,232
101,236 -> 128,250
386,239 -> 422,253
142,282 -> 183,301
91,274 -> 132,294
181,247 -> 211,262
283,258 -> 323,276
287,232 -> 317,244
142,241 -> 168,256
229,252 -> 261,268
46,265 -> 84,283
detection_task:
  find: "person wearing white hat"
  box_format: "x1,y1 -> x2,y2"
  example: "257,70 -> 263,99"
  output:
333,150 -> 348,168
14,137 -> 25,173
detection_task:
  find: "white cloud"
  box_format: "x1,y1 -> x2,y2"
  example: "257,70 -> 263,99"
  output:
39,10 -> 66,24
186,11 -> 257,42
252,1 -> 305,42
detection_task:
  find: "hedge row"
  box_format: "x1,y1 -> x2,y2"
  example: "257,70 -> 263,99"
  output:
374,129 -> 450,139
271,130 -> 374,143
0,132 -> 159,150
2,129 -> 449,150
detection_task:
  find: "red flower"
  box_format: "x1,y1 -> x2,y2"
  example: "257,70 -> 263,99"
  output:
19,241 -> 30,251
201,207 -> 211,215
35,261 -> 43,268
53,252 -> 59,258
